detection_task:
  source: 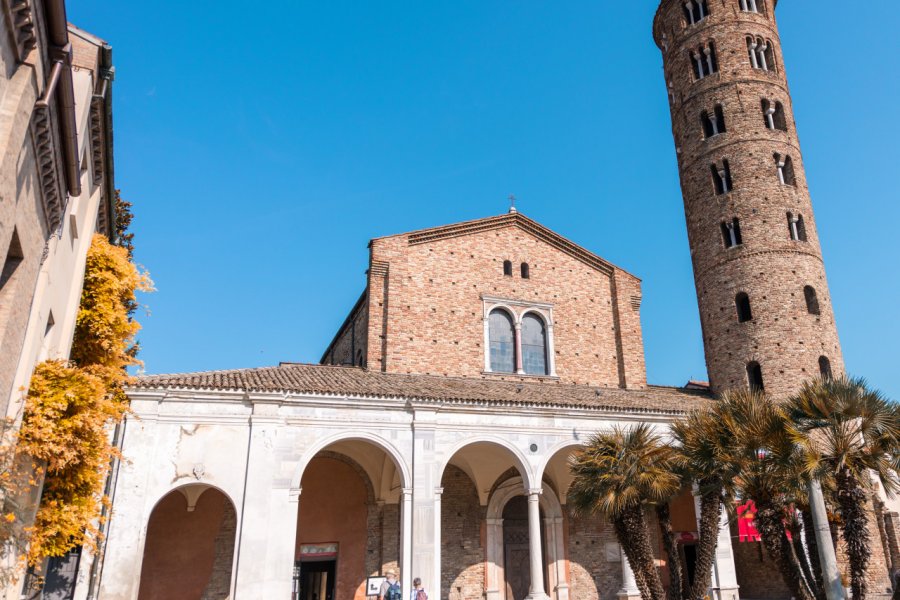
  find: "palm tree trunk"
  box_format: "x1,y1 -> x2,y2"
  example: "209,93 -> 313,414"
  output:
791,518 -> 823,600
614,506 -> 667,600
656,503 -> 687,600
756,499 -> 817,600
691,488 -> 723,600
613,515 -> 655,600
802,507 -> 825,596
836,469 -> 870,600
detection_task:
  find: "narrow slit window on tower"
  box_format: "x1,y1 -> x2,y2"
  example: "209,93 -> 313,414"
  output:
787,212 -> 808,241
775,154 -> 796,186
747,362 -> 764,392
711,160 -> 733,195
503,260 -> 513,277
683,0 -> 710,26
520,263 -> 530,279
804,286 -> 821,315
818,356 -> 832,379
735,292 -> 753,323
0,229 -> 24,294
691,42 -> 718,81
721,218 -> 743,248
739,0 -> 763,13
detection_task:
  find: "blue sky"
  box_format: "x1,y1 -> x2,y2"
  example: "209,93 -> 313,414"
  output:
68,2 -> 900,398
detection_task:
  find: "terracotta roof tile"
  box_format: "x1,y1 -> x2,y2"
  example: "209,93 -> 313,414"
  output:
133,363 -> 713,414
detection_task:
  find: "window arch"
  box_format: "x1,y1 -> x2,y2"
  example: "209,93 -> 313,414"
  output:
711,159 -> 733,194
488,310 -> 516,373
521,313 -> 549,376
520,263 -> 530,279
683,0 -> 710,26
804,286 -> 821,315
787,212 -> 807,241
702,105 -> 726,138
691,42 -> 718,81
735,292 -> 753,323
819,356 -> 833,379
721,218 -> 742,248
762,99 -> 787,131
503,260 -> 513,277
747,362 -> 764,392
747,37 -> 776,72
775,154 -> 796,186
739,0 -> 765,14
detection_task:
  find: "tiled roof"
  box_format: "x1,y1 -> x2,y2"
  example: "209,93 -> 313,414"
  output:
133,363 -> 713,414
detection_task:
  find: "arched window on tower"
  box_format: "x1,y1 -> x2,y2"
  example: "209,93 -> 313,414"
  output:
819,356 -> 833,379
747,37 -> 776,72
503,260 -> 513,277
521,313 -> 549,376
747,362 -> 765,392
721,218 -> 743,248
739,0 -> 765,14
520,263 -> 530,279
762,100 -> 787,131
804,286 -> 821,316
683,0 -> 710,26
702,105 -> 727,138
691,42 -> 718,81
787,212 -> 807,241
735,292 -> 753,323
488,309 -> 516,373
775,154 -> 796,186
711,160 -> 733,195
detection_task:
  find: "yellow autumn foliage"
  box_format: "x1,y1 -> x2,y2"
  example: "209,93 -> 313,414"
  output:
13,233 -> 152,563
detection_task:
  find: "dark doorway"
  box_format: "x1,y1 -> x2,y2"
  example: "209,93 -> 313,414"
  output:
503,496 -> 546,600
681,543 -> 698,588
294,560 -> 336,600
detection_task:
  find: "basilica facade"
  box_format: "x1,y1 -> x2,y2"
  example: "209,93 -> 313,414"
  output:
97,212 -> 739,600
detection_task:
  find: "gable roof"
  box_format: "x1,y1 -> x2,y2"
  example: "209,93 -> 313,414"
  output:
373,212 -> 637,279
132,363 -> 711,415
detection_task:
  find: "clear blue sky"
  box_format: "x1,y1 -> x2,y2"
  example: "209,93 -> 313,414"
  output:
68,2 -> 900,398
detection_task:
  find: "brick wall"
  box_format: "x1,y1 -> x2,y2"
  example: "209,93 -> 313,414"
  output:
201,494 -> 237,599
566,507 -> 621,600
324,292 -> 369,367
358,215 -> 646,389
441,465 -> 486,599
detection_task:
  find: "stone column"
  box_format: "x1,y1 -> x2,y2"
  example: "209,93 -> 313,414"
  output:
433,487 -> 444,598
544,515 -> 569,600
515,322 -> 525,375
485,518 -> 504,600
617,553 -> 641,600
402,488 -> 413,597
411,408 -> 440,594
526,489 -> 550,600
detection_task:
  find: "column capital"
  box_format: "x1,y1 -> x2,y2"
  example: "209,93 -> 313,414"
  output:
434,487 -> 444,498
486,518 -> 504,526
402,487 -> 413,498
289,488 -> 302,503
528,488 -> 544,497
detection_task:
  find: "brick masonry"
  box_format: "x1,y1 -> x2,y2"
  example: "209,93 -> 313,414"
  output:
653,0 -> 843,397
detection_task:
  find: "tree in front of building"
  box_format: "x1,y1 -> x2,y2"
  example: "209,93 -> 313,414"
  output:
568,424 -> 680,600
788,377 -> 900,600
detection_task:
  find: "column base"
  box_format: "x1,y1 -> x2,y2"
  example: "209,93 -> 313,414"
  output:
716,586 -> 740,600
525,593 -> 551,600
617,591 -> 642,600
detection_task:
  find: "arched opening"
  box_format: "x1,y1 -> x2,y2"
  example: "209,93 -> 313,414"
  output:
819,356 -> 833,379
503,495 -> 547,600
747,362 -> 764,392
295,439 -> 407,600
804,286 -> 821,315
735,293 -> 753,323
138,485 -> 237,600
521,313 -> 548,376
489,309 -> 516,373
520,262 -> 530,279
503,260 -> 513,277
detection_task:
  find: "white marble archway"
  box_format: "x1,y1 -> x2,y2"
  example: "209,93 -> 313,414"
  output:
485,477 -> 569,600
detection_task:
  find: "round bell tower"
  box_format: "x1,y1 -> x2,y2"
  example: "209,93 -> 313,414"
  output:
653,0 -> 843,396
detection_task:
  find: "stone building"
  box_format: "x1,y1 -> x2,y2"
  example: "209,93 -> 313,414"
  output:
1,0 -> 117,595
86,2 -> 896,600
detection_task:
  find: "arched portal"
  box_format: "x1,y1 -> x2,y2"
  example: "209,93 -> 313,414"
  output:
295,438 -> 408,600
138,485 -> 237,600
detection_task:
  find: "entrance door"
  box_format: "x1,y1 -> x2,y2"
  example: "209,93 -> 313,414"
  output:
295,560 -> 336,600
504,543 -> 531,600
503,495 -> 546,600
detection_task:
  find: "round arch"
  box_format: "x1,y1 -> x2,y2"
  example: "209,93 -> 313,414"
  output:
438,435 -> 536,492
290,430 -> 411,492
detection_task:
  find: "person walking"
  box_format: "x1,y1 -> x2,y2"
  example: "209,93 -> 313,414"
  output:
409,577 -> 427,600
379,570 -> 402,600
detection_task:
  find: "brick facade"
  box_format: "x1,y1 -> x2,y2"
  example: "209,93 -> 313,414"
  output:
653,0 -> 843,397
327,213 -> 647,390
442,465 -> 487,599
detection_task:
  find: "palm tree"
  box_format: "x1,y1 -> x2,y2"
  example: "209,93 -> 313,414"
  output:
569,424 -> 681,600
788,376 -> 900,600
671,393 -> 748,600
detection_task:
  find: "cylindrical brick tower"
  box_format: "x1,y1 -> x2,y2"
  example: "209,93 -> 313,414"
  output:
653,0 -> 843,397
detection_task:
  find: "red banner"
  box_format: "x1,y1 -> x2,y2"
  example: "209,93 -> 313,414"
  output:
737,500 -> 761,542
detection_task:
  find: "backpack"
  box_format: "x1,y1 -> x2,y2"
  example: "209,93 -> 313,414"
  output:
416,590 -> 428,600
386,582 -> 402,600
